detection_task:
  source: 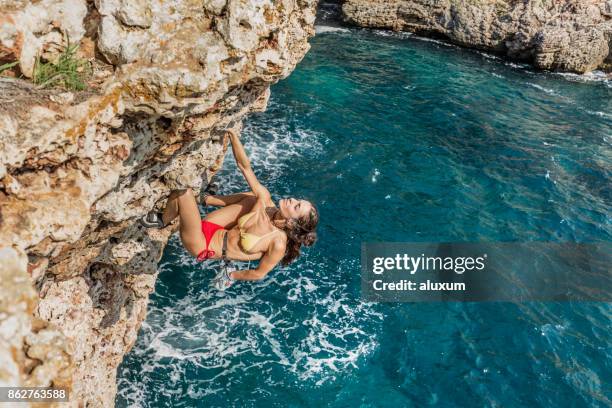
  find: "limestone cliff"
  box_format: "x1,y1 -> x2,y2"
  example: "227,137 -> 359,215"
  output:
341,0 -> 612,73
0,0 -> 316,406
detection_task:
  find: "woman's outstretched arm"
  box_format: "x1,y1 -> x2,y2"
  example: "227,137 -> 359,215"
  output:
227,129 -> 271,200
230,238 -> 285,281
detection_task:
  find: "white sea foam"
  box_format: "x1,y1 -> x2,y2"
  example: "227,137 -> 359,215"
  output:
212,99 -> 327,199
118,248 -> 382,404
585,110 -> 612,120
555,70 -> 611,85
370,29 -> 455,46
476,51 -> 501,61
287,276 -> 318,301
412,35 -> 455,47
371,29 -> 395,38
372,29 -> 413,40
526,82 -> 559,96
371,168 -> 380,183
505,61 -> 530,69
523,82 -> 611,122
554,70 -> 612,91
315,25 -> 351,34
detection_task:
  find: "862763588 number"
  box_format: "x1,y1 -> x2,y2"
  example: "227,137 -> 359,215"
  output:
0,387 -> 69,402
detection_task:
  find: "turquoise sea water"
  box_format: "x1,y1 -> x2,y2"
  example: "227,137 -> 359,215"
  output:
117,27 -> 611,407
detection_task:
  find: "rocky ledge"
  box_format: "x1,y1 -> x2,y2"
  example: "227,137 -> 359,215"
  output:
0,0 -> 316,406
341,0 -> 612,73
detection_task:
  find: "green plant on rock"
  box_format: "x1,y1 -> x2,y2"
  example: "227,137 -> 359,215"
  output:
33,42 -> 91,90
0,61 -> 19,74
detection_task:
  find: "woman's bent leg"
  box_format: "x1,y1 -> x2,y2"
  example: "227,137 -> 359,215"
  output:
163,189 -> 205,256
204,195 -> 256,229
205,191 -> 255,207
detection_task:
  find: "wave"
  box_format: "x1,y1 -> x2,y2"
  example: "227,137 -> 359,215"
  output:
315,25 -> 351,35
522,82 -> 611,121
476,50 -> 501,61
525,82 -> 559,96
412,35 -> 457,48
504,61 -> 530,69
555,70 -> 612,88
585,110 -> 612,120
372,29 -> 413,40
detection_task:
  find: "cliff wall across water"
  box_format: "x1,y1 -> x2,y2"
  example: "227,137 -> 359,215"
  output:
341,0 -> 612,73
0,0 -> 316,405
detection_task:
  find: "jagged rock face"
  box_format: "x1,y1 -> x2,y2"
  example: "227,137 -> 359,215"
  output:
0,0 -> 316,406
341,0 -> 612,73
0,247 -> 72,399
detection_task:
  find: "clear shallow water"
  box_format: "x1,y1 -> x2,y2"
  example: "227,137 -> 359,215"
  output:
117,28 -> 611,407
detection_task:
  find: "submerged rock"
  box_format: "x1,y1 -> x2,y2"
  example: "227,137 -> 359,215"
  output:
341,0 -> 612,73
0,0 -> 316,405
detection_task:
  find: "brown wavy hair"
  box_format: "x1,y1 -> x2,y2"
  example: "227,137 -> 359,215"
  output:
280,202 -> 319,265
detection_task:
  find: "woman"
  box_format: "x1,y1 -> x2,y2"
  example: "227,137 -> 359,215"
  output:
141,129 -> 319,290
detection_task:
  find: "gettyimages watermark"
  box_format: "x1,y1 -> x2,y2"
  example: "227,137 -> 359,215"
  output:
361,242 -> 611,302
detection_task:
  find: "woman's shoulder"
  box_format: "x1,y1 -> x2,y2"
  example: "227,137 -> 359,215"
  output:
275,228 -> 287,242
251,194 -> 275,214
269,231 -> 287,254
